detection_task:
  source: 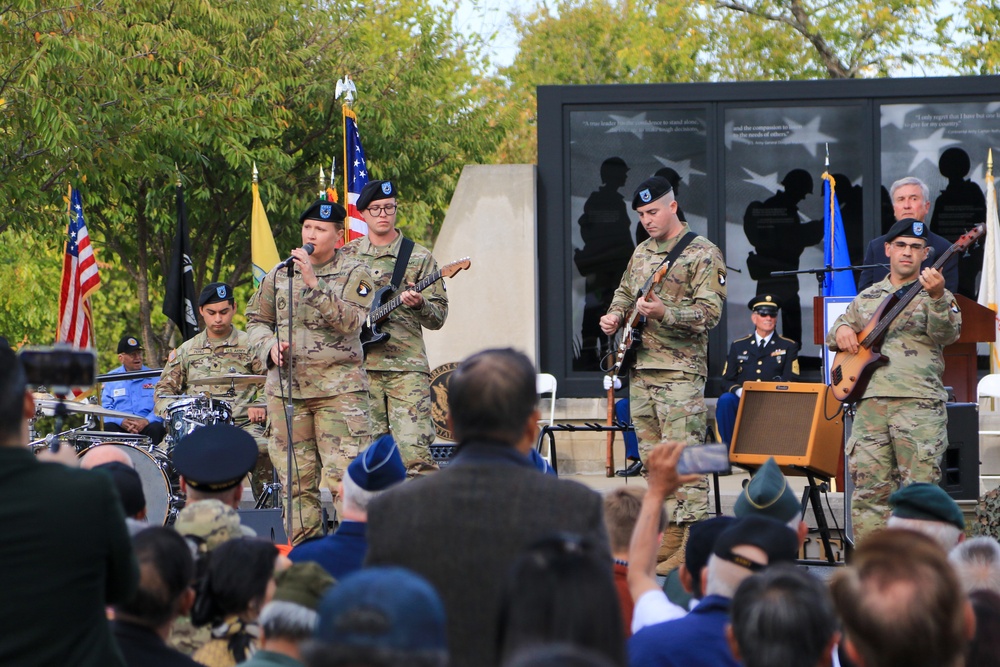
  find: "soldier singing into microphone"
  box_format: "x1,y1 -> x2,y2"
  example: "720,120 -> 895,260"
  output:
246,199 -> 375,544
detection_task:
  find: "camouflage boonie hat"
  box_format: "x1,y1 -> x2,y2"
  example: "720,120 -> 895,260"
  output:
174,499 -> 243,552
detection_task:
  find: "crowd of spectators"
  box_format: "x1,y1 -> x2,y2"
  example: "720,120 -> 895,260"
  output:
1,344 -> 996,667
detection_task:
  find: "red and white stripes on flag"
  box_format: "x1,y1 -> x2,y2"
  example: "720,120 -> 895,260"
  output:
343,106 -> 369,244
57,186 -> 101,349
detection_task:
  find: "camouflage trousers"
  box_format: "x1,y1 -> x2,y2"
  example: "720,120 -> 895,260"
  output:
848,396 -> 948,543
367,370 -> 435,466
267,391 -> 371,545
240,420 -> 275,501
631,368 -> 710,524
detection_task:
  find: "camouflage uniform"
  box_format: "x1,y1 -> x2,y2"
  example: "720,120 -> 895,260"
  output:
608,223 -> 727,526
154,328 -> 272,494
827,277 -> 961,541
246,252 -> 374,544
169,499 -> 248,656
341,233 -> 448,466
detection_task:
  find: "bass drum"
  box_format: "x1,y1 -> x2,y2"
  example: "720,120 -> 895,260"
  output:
78,442 -> 180,526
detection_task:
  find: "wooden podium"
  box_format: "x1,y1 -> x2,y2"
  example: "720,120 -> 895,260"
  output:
814,294 -> 995,402
944,294 -> 995,402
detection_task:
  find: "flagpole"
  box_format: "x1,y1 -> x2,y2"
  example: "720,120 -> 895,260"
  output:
342,103 -> 350,245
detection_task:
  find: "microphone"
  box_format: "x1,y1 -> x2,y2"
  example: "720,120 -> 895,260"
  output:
276,243 -> 314,269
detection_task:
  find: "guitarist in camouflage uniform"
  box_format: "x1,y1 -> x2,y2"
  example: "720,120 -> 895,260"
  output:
600,176 -> 727,574
341,180 -> 449,472
827,218 -> 961,543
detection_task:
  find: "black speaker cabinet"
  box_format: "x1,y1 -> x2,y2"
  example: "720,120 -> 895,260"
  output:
237,508 -> 287,543
730,382 -> 845,478
941,402 -> 979,501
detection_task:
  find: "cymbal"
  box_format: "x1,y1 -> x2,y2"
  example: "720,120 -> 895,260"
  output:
35,399 -> 139,420
189,374 -> 265,387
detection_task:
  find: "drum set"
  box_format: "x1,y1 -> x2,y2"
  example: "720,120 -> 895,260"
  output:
29,372 -> 265,526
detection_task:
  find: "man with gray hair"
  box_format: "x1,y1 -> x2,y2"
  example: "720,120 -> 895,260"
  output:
243,562 -> 335,667
858,176 -> 957,292
949,536 -> 1000,595
290,434 -> 407,579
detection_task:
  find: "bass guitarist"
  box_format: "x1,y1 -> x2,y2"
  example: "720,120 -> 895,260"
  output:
827,218 -> 961,542
341,180 -> 449,472
599,175 -> 727,574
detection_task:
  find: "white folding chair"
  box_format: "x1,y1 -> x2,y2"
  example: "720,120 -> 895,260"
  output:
978,374 -> 1000,435
536,373 -> 557,466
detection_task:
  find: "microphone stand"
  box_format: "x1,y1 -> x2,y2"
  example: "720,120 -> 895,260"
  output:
770,263 -> 887,297
282,260 -> 296,543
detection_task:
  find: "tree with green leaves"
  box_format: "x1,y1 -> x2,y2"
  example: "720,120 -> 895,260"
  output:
0,0 -> 510,366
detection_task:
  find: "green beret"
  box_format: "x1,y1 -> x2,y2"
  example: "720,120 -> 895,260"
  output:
734,457 -> 801,524
890,482 -> 964,530
299,199 -> 347,225
273,562 -> 336,611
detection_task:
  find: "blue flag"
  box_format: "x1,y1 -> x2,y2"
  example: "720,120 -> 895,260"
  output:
822,173 -> 856,297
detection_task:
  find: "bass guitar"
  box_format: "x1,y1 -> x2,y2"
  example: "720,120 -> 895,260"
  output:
360,257 -> 471,353
829,223 -> 983,403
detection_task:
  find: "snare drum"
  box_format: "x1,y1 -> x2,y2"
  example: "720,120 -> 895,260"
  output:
78,442 -> 180,525
165,396 -> 234,447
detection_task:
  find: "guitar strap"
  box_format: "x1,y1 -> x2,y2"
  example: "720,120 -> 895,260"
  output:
390,237 -> 415,292
641,231 -> 697,296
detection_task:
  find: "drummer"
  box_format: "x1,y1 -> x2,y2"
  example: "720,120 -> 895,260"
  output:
102,335 -> 165,445
155,283 -> 271,488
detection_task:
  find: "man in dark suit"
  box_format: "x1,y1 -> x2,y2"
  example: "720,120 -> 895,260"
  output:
0,347 -> 138,666
858,177 -> 958,293
365,348 -> 611,667
716,295 -> 799,445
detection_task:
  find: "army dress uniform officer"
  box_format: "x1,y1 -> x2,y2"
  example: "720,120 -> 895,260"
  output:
827,218 -> 961,542
340,180 -> 448,470
716,295 -> 799,445
155,282 -> 270,492
599,176 -> 727,573
102,334 -> 165,444
246,198 -> 375,545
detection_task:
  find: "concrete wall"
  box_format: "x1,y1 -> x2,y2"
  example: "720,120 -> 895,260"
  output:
425,164 -> 539,369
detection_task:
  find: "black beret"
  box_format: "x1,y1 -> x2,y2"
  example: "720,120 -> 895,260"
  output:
885,217 -> 928,243
356,180 -> 397,212
199,282 -> 233,308
299,199 -> 347,225
171,424 -> 258,492
747,294 -> 781,315
631,176 -> 673,210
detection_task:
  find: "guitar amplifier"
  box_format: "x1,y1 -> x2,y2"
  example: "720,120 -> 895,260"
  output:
730,382 -> 845,478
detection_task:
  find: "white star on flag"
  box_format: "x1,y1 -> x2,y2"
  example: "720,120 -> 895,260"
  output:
908,128 -> 962,171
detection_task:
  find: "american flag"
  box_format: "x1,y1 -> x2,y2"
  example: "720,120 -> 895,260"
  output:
57,187 -> 100,348
344,107 -> 369,243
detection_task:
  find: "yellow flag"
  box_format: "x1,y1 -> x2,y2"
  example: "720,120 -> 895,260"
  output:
251,180 -> 281,287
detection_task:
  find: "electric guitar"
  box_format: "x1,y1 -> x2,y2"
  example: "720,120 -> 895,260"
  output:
604,265 -> 669,382
360,257 -> 471,352
829,223 -> 983,403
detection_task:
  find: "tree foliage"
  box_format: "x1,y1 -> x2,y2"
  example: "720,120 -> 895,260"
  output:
961,0 -> 1000,74
0,0 -> 510,364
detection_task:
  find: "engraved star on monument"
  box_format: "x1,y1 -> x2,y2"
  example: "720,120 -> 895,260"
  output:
741,168 -> 781,194
780,117 -> 837,157
908,128 -> 962,172
653,155 -> 706,181
880,104 -> 923,130
724,120 -> 753,150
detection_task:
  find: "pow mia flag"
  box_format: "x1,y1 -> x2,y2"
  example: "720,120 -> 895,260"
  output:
163,181 -> 200,341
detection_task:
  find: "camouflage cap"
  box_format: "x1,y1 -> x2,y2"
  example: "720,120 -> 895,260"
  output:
174,499 -> 243,552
